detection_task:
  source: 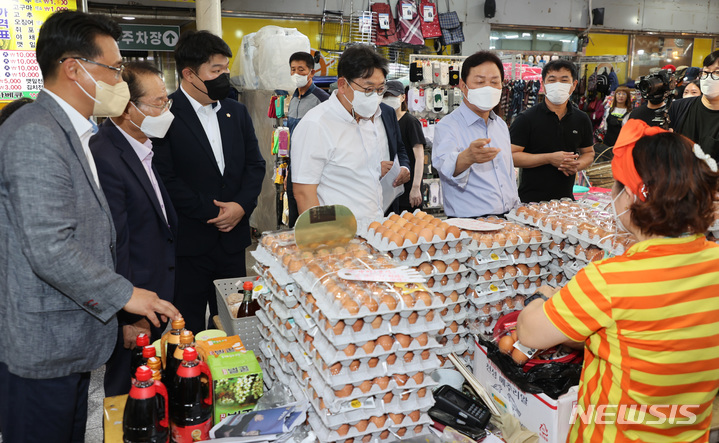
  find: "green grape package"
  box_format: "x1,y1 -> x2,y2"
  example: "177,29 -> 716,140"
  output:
205,350 -> 263,424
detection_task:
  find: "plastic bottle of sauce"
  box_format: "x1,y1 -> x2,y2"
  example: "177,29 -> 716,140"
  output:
123,365 -> 169,443
161,317 -> 186,370
165,330 -> 194,394
169,347 -> 213,442
237,281 -> 260,318
130,333 -> 150,378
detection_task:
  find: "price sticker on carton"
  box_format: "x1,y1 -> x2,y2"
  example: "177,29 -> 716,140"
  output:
337,267 -> 427,283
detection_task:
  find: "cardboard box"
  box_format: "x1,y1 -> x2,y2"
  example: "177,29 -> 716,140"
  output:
196,335 -> 246,361
206,350 -> 263,424
473,341 -> 578,443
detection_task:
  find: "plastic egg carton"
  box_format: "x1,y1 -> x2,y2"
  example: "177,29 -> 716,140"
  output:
535,219 -> 569,243
565,225 -> 612,249
307,409 -> 432,443
250,245 -> 297,287
509,247 -> 553,266
467,251 -> 513,273
256,309 -> 295,341
436,302 -> 469,324
384,243 -> 472,268
598,234 -> 637,257
362,227 -> 471,255
435,335 -> 470,355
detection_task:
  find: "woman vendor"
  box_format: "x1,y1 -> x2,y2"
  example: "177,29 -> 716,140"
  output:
517,119 -> 719,442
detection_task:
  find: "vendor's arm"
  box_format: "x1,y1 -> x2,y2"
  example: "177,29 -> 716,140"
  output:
294,183 -> 320,214
511,144 -> 575,169
516,288 -> 580,350
410,144 -> 425,207
558,145 -> 595,176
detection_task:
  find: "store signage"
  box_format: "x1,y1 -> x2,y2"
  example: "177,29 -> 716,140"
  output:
0,0 -> 76,101
119,24 -> 180,52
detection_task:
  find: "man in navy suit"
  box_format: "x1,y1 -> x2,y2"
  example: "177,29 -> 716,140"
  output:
154,31 -> 266,334
90,61 -> 179,396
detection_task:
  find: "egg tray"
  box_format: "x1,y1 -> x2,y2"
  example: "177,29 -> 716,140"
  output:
386,246 -> 472,268
562,259 -> 590,281
471,299 -> 522,320
436,322 -> 468,338
597,235 -> 636,257
256,309 -> 295,342
562,243 -> 604,264
414,261 -> 470,278
467,251 -> 513,272
546,241 -> 570,261
361,224 -> 472,254
291,302 -> 446,349
422,273 -> 471,296
509,248 -> 553,266
469,287 -> 521,307
471,266 -> 551,286
436,302 -> 470,325
434,335 -> 471,356
307,409 -> 432,443
250,245 -> 296,287
564,225 -> 615,249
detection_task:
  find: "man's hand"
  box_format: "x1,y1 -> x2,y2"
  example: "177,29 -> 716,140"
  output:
207,200 -> 245,233
393,167 -> 410,187
122,318 -> 151,349
409,185 -> 422,207
123,287 -> 181,328
558,156 -> 580,176
466,138 -> 501,164
547,151 -> 576,168
380,161 -> 393,178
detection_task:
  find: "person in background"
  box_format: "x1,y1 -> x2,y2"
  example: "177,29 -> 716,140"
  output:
432,51 -> 519,217
90,61 -> 178,397
154,30 -> 266,334
600,86 -> 633,149
285,51 -> 329,227
382,80 -> 426,212
670,50 -> 719,161
517,119 -> 719,442
0,11 -> 179,441
683,79 -> 702,98
0,97 -> 33,126
511,59 -> 594,202
627,94 -> 666,127
291,44 -> 409,228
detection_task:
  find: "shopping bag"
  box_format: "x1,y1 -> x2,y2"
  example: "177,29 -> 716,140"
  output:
438,0 -> 464,45
396,0 -> 424,45
371,0 -> 398,46
419,0 -> 441,38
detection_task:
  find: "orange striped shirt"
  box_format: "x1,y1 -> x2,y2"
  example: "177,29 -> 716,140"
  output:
544,234 -> 719,443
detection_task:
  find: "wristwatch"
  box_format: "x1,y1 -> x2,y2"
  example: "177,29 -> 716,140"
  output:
523,291 -> 548,307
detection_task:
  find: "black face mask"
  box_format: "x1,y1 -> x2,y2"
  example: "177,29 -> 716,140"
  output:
648,96 -> 665,105
192,72 -> 230,101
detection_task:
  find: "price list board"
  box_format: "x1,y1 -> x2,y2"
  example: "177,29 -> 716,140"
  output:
0,0 -> 77,101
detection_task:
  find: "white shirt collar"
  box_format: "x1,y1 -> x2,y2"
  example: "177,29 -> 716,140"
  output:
180,83 -> 222,114
43,88 -> 94,139
110,118 -> 153,162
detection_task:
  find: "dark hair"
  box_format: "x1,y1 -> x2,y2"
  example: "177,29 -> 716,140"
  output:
627,132 -> 719,236
703,50 -> 719,68
36,10 -> 121,81
175,30 -> 232,79
337,44 -> 388,81
461,51 -> 504,83
0,98 -> 33,126
609,86 -> 633,114
289,52 -> 314,70
542,59 -> 578,82
122,61 -> 162,103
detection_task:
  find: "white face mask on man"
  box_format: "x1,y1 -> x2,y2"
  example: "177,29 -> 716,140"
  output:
543,82 -> 572,105
130,102 -> 175,138
292,74 -> 309,88
464,85 -> 502,111
700,76 -> 719,98
344,79 -> 382,118
382,96 -> 402,110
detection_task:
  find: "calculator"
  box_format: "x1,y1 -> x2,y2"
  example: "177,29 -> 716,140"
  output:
430,384 -> 491,430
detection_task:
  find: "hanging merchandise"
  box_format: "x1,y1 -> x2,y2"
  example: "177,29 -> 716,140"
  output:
421,60 -> 433,85
439,61 -> 449,85
410,61 -> 423,82
396,0 -> 425,45
274,95 -> 285,118
274,161 -> 288,185
425,86 -> 434,110
419,0 -> 442,38
448,63 -> 460,85
267,95 -> 278,119
371,0 -> 398,46
408,86 -> 424,112
438,0 -> 464,46
272,127 -> 290,157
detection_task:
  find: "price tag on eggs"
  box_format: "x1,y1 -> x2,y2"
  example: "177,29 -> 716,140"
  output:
445,218 -> 505,231
338,397 -> 376,413
337,267 -> 427,283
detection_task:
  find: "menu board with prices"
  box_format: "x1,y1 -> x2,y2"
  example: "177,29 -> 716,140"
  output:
0,0 -> 77,101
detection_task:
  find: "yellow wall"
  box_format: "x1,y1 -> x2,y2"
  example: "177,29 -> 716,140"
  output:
693,38 -> 713,67
585,33 -> 629,85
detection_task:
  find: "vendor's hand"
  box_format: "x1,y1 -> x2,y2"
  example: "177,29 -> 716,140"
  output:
537,284 -> 561,297
122,318 -> 151,349
380,161 -> 393,178
124,287 -> 181,328
409,185 -> 422,207
547,151 -> 576,168
558,158 -> 581,176
393,167 -> 410,187
207,200 -> 245,232
466,138 -> 500,164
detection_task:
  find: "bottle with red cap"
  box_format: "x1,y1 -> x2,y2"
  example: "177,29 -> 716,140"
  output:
130,333 -> 150,380
237,281 -> 259,318
169,347 -> 213,442
123,365 -> 169,443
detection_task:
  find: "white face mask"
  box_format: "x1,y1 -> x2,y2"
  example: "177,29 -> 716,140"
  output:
292,73 -> 309,88
464,85 -> 502,111
382,96 -> 402,110
700,76 -> 719,98
544,82 -> 573,105
345,79 -> 382,118
75,62 -> 130,117
609,188 -> 633,233
130,102 -> 175,138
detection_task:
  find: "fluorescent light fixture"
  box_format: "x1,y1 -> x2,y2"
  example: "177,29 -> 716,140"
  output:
636,49 -> 645,55
122,16 -> 135,20
505,34 -> 519,39
537,33 -> 545,37
522,32 -> 531,37
560,39 -> 571,43
490,36 -> 499,40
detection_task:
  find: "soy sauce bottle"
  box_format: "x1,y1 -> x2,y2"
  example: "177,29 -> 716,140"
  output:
169,347 -> 213,443
237,281 -> 260,318
130,333 -> 150,377
164,330 -> 194,394
123,366 -> 169,443
161,318 -> 186,370
146,356 -> 163,382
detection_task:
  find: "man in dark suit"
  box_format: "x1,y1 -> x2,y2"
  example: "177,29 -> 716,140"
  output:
0,11 -> 179,442
154,30 -> 266,334
91,61 -> 179,396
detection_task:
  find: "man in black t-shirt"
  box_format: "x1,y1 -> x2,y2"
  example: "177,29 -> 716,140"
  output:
628,100 -> 666,127
669,50 -> 719,161
510,60 -> 594,202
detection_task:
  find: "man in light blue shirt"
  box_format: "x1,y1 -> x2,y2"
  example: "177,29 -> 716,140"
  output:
432,51 -> 519,217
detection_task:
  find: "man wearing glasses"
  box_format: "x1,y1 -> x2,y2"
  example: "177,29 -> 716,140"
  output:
90,61 -> 178,397
670,50 -> 719,161
0,11 -> 180,441
291,44 -> 410,227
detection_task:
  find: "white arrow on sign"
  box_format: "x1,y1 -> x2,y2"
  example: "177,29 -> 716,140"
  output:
162,30 -> 179,47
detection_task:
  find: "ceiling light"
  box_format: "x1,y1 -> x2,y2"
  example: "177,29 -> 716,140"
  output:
122,16 -> 135,20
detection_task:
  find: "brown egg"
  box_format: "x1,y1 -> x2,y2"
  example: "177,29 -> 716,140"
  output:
517,264 -> 529,276
449,321 -> 459,333
361,340 -> 376,354
425,310 -> 435,321
358,380 -> 373,393
401,293 -> 416,308
352,318 -> 365,332
411,372 -> 424,384
433,260 -> 447,273
403,351 -> 415,363
377,335 -> 394,351
426,277 -> 435,288
355,419 -> 369,432
432,227 -> 447,240
380,430 -> 390,440
396,333 -> 412,348
454,303 -> 462,313
494,232 -> 507,246
330,362 -> 343,375
530,264 -> 541,275
478,234 -> 494,247
413,247 -> 423,259
409,224 -> 424,235
382,228 -> 395,240
440,275 -> 449,286
407,311 -> 419,324
512,348 -> 529,365
370,415 -> 387,428
381,293 -> 398,310
386,354 -> 397,365
389,413 -> 405,425
416,291 -> 432,307
349,360 -> 361,371
483,270 -> 493,281
517,229 -> 530,243
398,249 -> 409,260
447,225 -> 461,239
390,313 -> 401,326
414,425 -> 424,434
448,259 -> 461,271
389,233 -> 404,247
419,228 -> 434,242
415,333 -> 429,346
408,410 -> 421,422
332,320 -> 346,335
335,384 -> 354,398
336,423 -> 351,436
395,217 -> 408,227
504,265 -> 517,277
362,296 -> 379,312
371,316 -> 383,329
452,335 -> 461,344
418,262 -> 433,275
382,219 -> 395,230
401,391 -> 410,401
449,290 -> 459,302
383,391 -> 394,404
427,245 -> 436,256
417,387 -> 427,397
343,344 -> 356,357
421,349 -> 431,360
396,427 -> 407,437
404,231 -> 419,244
374,376 -> 390,389
530,230 -> 543,241
342,298 -> 360,315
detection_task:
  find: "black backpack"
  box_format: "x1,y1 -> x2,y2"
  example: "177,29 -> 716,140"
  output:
596,73 -> 610,95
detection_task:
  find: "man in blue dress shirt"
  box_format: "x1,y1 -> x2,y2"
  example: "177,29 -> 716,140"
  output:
432,51 -> 519,218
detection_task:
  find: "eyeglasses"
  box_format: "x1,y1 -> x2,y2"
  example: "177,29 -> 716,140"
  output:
699,71 -> 719,81
135,99 -> 173,112
348,79 -> 386,97
59,56 -> 125,80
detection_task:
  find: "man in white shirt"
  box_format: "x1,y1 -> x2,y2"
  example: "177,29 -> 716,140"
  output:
292,44 -> 410,228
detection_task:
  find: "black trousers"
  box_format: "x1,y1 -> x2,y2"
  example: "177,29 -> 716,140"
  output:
174,243 -> 247,335
0,361 -> 90,443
